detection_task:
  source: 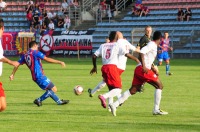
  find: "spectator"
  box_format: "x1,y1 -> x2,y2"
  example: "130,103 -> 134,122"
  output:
133,3 -> 142,17
47,10 -> 57,25
109,0 -> 116,18
26,10 -> 33,28
0,0 -> 7,12
57,16 -> 64,28
48,19 -> 54,30
30,21 -> 36,32
73,0 -> 79,8
64,15 -> 71,31
139,4 -> 149,17
39,0 -> 45,12
27,0 -> 34,5
100,0 -> 107,18
67,0 -> 74,6
33,10 -> 40,29
43,12 -> 50,28
61,0 -> 69,14
40,21 -> 47,35
73,0 -> 80,19
26,0 -> 34,13
33,3 -> 40,14
184,7 -> 192,21
177,8 -> 184,21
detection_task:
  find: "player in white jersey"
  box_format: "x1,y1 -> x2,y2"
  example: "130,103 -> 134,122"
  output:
0,18 -> 19,112
109,31 -> 168,116
90,31 -> 139,109
88,35 -> 140,94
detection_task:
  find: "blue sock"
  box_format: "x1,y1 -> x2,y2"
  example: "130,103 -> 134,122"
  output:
38,90 -> 50,102
166,64 -> 170,74
48,90 -> 62,104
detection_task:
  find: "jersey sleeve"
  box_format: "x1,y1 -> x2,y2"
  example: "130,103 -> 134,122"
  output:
117,39 -> 136,51
18,54 -> 25,65
94,44 -> 102,57
36,51 -> 45,60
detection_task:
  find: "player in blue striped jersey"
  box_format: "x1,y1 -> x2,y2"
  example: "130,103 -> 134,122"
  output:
9,41 -> 69,106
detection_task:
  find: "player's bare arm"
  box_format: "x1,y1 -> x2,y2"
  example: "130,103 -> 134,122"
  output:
9,63 -> 20,81
0,57 -> 19,67
90,54 -> 97,75
125,53 -> 140,64
151,64 -> 159,75
43,56 -> 66,67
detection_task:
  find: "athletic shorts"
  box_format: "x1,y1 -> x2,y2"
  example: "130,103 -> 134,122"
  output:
35,76 -> 55,90
101,64 -> 122,88
0,82 -> 5,97
157,51 -> 170,61
118,68 -> 124,76
132,65 -> 158,85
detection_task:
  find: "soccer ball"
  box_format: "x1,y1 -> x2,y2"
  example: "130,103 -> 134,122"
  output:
74,85 -> 84,95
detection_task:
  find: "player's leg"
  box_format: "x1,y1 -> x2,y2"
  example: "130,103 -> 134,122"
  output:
148,78 -> 168,115
88,80 -> 106,97
0,83 -> 6,112
109,66 -> 144,116
98,86 -> 122,109
164,52 -> 172,75
157,52 -> 163,66
34,78 -> 69,106
98,65 -> 122,108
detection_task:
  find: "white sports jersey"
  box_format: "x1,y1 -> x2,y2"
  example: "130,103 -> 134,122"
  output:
140,41 -> 157,69
94,42 -> 127,65
117,39 -> 136,70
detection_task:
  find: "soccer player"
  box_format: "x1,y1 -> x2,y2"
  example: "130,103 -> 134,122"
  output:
0,57 -> 18,112
109,31 -> 168,116
137,25 -> 152,50
9,41 -> 69,107
157,32 -> 173,75
0,18 -> 19,112
88,32 -> 140,111
90,31 -> 139,109
88,34 -> 140,98
136,25 -> 153,92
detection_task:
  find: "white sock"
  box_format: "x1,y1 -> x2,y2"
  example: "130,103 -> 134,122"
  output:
102,88 -> 122,99
108,97 -> 113,105
113,90 -> 131,107
117,93 -> 122,99
91,80 -> 106,94
154,89 -> 162,111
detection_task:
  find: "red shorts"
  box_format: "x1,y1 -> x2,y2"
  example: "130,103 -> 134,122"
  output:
101,64 -> 122,88
0,82 -> 5,97
118,68 -> 124,76
132,65 -> 158,85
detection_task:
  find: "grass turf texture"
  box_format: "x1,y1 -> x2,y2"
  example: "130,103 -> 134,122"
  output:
0,57 -> 200,132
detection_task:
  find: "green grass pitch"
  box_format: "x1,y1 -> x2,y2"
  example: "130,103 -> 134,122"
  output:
0,57 -> 200,132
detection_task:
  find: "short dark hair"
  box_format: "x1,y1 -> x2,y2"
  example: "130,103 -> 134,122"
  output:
153,31 -> 162,41
29,41 -> 38,48
109,31 -> 117,42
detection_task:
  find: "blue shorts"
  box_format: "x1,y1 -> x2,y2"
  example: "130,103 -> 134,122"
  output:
35,76 -> 55,90
157,51 -> 170,62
